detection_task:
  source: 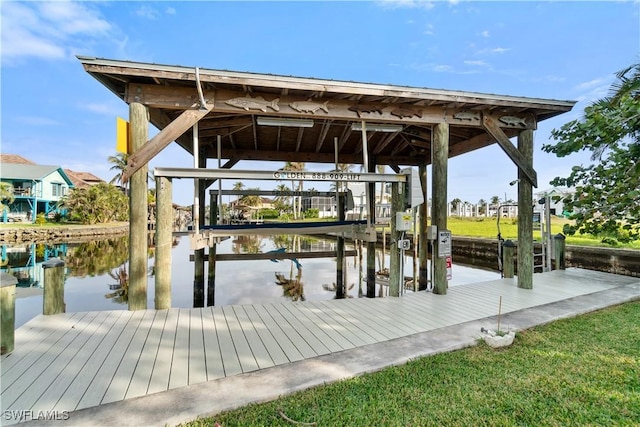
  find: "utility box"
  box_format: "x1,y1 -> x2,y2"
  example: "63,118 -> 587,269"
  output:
398,239 -> 411,250
426,225 -> 438,240
400,167 -> 424,209
396,212 -> 412,231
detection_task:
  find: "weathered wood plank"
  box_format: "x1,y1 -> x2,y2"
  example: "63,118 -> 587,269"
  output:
201,307 -> 225,381
74,311 -> 143,409
147,309 -> 179,395
188,309 -> 208,385
125,309 -> 168,399
168,309 -> 191,390
30,315 -> 120,412
251,304 -> 305,363
259,303 -> 317,359
211,306 -> 242,377
5,311 -> 101,411
2,268 -> 635,418
34,311 -> 124,414
102,310 -> 156,404
1,312 -> 87,383
303,301 -> 371,347
483,115 -> 537,187
242,305 -> 290,366
122,106 -> 212,182
270,303 -> 331,356
59,311 -> 131,411
232,306 -> 274,370
291,304 -> 355,351
222,305 -> 259,373
279,304 -> 344,353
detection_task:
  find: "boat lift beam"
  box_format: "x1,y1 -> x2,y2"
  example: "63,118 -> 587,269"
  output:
154,167 -> 407,183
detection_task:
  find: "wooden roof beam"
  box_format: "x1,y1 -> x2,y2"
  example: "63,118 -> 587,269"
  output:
315,120 -> 333,153
295,127 -> 304,152
124,105 -> 213,182
482,114 -> 537,187
373,130 -> 403,155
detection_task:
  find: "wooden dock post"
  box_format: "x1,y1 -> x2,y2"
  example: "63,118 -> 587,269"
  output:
418,163 -> 429,291
129,102 -> 149,310
155,176 -> 172,309
517,129 -> 534,289
193,155 -> 206,308
207,194 -> 217,306
336,193 -> 346,299
502,240 -> 516,278
554,233 -> 566,270
366,162 -> 376,298
432,122 -> 449,294
389,182 -> 402,297
43,258 -> 65,315
1,272 -> 17,355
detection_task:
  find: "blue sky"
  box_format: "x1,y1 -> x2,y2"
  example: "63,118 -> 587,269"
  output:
2,0 -> 639,206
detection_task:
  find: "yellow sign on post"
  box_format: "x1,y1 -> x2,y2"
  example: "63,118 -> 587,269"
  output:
116,117 -> 130,154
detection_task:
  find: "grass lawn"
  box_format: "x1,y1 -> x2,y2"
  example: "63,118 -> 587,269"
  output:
444,216 -> 640,249
184,301 -> 640,426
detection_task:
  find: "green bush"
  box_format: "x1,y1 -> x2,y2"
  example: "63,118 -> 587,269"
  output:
279,213 -> 292,222
35,212 -> 47,226
258,208 -> 280,219
304,208 -> 319,219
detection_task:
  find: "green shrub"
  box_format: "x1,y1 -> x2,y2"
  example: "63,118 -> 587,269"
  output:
304,208 -> 319,219
258,208 -> 280,219
35,212 -> 47,226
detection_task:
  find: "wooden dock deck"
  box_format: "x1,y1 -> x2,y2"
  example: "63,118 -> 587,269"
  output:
1,268 -> 638,424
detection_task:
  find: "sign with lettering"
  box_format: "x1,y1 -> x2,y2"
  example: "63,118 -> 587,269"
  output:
273,171 -> 363,181
438,230 -> 452,258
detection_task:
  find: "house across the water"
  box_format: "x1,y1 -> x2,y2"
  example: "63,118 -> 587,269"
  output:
0,154 -> 104,223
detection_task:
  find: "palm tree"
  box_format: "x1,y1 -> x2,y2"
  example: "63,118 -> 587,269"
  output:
280,162 -> 305,219
0,182 -> 15,214
478,198 -> 487,216
108,153 -> 129,189
450,198 -> 462,215
232,181 -> 245,204
274,183 -> 292,213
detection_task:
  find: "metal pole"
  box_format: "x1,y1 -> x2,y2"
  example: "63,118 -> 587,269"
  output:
360,121 -> 371,228
545,195 -> 552,272
217,135 -> 222,218
193,122 -> 200,235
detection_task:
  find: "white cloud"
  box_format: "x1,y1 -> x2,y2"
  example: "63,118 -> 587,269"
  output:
424,24 -> 435,35
464,60 -> 488,67
14,116 -> 62,126
376,0 -> 436,10
476,47 -> 511,55
165,7 -> 177,16
481,30 -> 490,38
136,5 -> 160,20
82,103 -> 125,116
432,64 -> 454,72
574,78 -> 607,91
1,1 -> 112,63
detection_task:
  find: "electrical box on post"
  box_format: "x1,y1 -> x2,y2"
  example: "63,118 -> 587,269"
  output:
398,239 -> 411,250
400,167 -> 424,209
396,212 -> 412,231
426,225 -> 438,240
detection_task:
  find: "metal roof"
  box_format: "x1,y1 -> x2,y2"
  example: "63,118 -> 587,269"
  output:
1,164 -> 73,185
78,56 -> 576,169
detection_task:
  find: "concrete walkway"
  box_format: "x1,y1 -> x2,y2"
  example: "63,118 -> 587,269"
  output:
13,269 -> 640,427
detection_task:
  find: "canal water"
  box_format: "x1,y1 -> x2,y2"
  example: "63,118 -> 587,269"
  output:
2,234 -> 500,328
